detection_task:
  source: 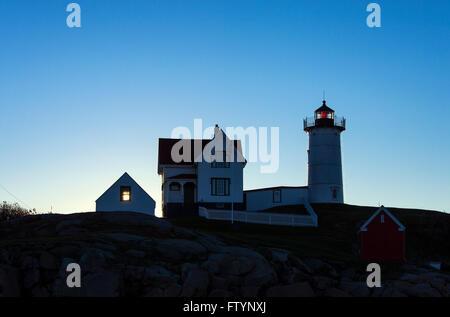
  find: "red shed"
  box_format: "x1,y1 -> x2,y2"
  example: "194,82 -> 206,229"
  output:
359,206 -> 406,263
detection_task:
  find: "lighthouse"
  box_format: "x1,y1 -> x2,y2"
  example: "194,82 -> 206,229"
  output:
303,100 -> 346,204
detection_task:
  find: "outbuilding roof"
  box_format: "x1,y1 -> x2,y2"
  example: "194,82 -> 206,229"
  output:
360,206 -> 406,232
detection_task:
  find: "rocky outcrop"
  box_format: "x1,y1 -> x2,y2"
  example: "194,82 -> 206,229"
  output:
1,212 -> 450,297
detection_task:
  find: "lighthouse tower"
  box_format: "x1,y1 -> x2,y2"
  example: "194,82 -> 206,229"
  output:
303,100 -> 346,203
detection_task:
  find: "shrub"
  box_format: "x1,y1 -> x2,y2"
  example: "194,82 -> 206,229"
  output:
0,201 -> 36,221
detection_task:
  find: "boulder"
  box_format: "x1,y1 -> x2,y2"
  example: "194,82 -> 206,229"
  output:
102,232 -> 147,242
55,218 -> 84,232
339,280 -> 370,297
24,268 -> 40,289
80,248 -> 106,273
154,239 -> 207,262
126,249 -> 146,259
406,283 -> 441,297
243,261 -> 278,288
40,251 -> 58,270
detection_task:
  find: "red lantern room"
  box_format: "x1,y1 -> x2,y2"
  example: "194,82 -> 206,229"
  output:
303,100 -> 346,132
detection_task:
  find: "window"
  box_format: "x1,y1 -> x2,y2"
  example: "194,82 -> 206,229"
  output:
316,112 -> 334,120
332,188 -> 338,200
169,182 -> 181,191
273,189 -> 281,203
211,178 -> 230,196
120,186 -> 131,202
381,214 -> 385,224
211,162 -> 230,168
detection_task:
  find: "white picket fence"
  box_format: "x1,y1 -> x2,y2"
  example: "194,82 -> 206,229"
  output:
198,204 -> 318,227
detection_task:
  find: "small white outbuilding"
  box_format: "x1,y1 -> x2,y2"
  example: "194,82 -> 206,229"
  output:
95,172 -> 155,216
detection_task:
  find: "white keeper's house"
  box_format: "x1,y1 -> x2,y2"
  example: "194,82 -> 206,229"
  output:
158,125 -> 246,218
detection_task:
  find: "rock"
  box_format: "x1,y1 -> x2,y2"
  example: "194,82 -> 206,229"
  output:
266,282 -> 315,297
94,242 -> 117,252
340,268 -> 356,280
32,286 -> 50,297
339,280 -> 370,297
222,246 -> 265,261
211,276 -> 229,290
24,268 -> 40,289
287,255 -> 313,274
312,276 -> 334,290
144,265 -> 178,285
126,249 -> 146,259
181,269 -> 209,297
80,248 -> 106,273
429,278 -> 446,291
303,258 -> 338,278
243,261 -> 278,288
324,288 -> 351,297
164,283 -> 182,297
391,280 -> 414,294
182,263 -> 199,280
83,271 -> 121,297
49,245 -> 81,258
102,232 -> 147,242
0,249 -> 10,264
40,251 -> 58,270
209,289 -> 233,297
270,248 -> 289,263
55,218 -> 84,232
0,265 -> 21,296
155,239 -> 207,261
406,283 -> 441,297
21,255 -> 39,269
58,227 -> 88,236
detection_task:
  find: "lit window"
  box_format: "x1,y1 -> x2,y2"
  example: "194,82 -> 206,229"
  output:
316,112 -> 334,119
120,186 -> 131,202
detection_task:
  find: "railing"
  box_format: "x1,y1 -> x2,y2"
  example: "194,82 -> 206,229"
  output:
198,205 -> 318,227
303,116 -> 346,130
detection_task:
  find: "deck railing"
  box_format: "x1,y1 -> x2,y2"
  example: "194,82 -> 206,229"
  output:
303,116 -> 346,130
199,204 -> 318,227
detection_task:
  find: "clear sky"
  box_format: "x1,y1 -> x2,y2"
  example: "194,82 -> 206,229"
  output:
1,0 -> 449,216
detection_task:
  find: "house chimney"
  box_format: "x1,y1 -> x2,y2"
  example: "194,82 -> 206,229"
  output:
214,124 -> 220,136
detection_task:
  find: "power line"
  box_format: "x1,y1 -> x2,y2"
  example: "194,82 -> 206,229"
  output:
0,183 -> 32,209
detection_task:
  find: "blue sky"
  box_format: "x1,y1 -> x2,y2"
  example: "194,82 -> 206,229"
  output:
1,0 -> 449,215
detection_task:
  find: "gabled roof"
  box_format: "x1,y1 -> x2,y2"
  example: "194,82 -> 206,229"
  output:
96,172 -> 154,203
315,100 -> 334,113
360,206 -> 406,232
158,138 -> 210,166
158,126 -> 246,173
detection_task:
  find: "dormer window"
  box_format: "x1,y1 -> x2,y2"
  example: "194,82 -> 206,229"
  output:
120,186 -> 131,202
